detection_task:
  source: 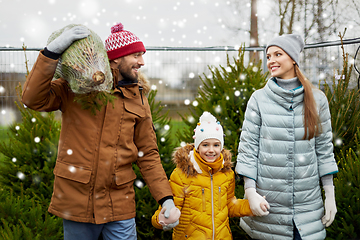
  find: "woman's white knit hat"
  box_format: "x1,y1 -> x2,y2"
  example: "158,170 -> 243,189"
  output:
193,111 -> 224,150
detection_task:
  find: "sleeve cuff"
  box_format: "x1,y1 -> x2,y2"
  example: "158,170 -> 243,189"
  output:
43,47 -> 61,60
158,195 -> 173,206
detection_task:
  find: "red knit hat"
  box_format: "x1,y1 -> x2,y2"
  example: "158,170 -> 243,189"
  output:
105,23 -> 146,60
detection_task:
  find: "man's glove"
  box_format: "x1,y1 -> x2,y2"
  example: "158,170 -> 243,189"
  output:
47,25 -> 90,54
160,199 -> 180,231
162,199 -> 177,218
245,188 -> 270,216
322,185 -> 337,227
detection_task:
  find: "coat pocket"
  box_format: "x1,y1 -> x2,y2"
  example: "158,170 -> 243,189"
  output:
115,166 -> 137,186
53,161 -> 91,184
124,98 -> 145,118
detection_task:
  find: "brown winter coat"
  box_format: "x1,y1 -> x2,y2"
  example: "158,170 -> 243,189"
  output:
21,51 -> 172,224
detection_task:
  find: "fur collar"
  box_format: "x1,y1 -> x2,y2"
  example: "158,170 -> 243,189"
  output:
172,143 -> 233,177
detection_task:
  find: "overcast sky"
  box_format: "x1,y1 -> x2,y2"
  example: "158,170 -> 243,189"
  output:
0,0 -> 263,49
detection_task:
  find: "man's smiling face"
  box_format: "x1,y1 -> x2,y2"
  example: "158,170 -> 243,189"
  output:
117,52 -> 145,82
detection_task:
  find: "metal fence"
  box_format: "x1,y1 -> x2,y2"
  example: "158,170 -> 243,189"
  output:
0,38 -> 359,125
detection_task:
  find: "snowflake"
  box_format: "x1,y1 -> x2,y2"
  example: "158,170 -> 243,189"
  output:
17,172 -> 25,180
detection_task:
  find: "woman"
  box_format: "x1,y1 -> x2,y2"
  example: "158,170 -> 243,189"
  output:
235,34 -> 338,240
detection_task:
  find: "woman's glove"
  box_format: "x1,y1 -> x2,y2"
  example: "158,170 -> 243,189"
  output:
47,25 -> 90,54
322,185 -> 337,227
245,188 -> 270,216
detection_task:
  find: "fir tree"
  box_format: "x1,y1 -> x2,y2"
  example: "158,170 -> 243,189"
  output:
177,47 -> 267,160
133,89 -> 174,240
0,84 -> 60,201
0,188 -> 63,240
326,129 -> 360,239
322,31 -> 360,157
176,47 -> 268,238
324,31 -> 360,239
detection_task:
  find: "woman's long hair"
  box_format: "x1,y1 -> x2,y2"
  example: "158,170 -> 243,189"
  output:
295,64 -> 321,139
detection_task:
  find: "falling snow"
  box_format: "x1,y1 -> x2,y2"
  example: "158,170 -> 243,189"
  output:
69,166 -> 76,173
335,138 -> 343,146
67,149 -> 73,155
135,179 -> 144,189
17,171 -> 25,180
1,0 -> 273,48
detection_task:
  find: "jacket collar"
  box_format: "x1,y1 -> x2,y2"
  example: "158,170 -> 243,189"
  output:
265,77 -> 304,110
111,67 -> 151,94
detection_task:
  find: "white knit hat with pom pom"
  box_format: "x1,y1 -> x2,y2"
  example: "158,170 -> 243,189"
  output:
193,111 -> 224,150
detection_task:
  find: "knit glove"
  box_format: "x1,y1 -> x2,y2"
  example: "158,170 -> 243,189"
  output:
47,25 -> 90,54
322,185 -> 337,227
245,188 -> 270,216
162,219 -> 179,231
162,199 -> 176,218
160,199 -> 180,231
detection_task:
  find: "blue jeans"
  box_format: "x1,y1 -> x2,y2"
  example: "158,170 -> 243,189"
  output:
63,218 -> 137,240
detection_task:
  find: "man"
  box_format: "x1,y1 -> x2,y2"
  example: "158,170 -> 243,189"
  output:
21,23 -> 178,240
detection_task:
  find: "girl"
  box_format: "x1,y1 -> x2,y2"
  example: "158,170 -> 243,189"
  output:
235,34 -> 338,240
152,111 -> 268,239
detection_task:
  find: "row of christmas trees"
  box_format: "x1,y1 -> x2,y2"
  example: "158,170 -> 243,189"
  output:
0,37 -> 359,239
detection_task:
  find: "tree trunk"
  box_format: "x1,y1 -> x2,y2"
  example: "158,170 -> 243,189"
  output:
250,0 -> 259,62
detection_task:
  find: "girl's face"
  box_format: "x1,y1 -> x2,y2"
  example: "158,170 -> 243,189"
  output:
197,138 -> 221,163
266,46 -> 296,79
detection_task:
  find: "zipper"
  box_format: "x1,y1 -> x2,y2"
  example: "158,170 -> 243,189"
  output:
202,188 -> 206,212
211,174 -> 215,240
139,86 -> 144,105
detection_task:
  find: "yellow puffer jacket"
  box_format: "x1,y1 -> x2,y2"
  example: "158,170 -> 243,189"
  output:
152,144 -> 252,239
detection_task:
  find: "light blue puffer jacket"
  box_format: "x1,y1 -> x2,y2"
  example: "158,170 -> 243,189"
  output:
235,78 -> 338,240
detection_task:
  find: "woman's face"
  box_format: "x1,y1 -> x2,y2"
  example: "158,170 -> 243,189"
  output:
197,139 -> 221,163
266,46 -> 296,79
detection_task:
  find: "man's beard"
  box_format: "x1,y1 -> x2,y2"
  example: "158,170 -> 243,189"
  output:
119,66 -> 138,82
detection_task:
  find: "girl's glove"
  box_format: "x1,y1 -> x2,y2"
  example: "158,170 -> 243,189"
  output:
245,188 -> 270,216
322,185 -> 337,227
47,25 -> 90,54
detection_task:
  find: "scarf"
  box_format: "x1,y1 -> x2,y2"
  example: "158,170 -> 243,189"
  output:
193,148 -> 224,174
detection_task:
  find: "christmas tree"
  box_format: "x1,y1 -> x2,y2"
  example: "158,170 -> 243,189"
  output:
323,31 -> 360,239
0,85 -> 60,200
133,89 -> 174,240
326,129 -> 360,239
0,84 -> 63,238
177,47 -> 267,160
322,31 -> 360,157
